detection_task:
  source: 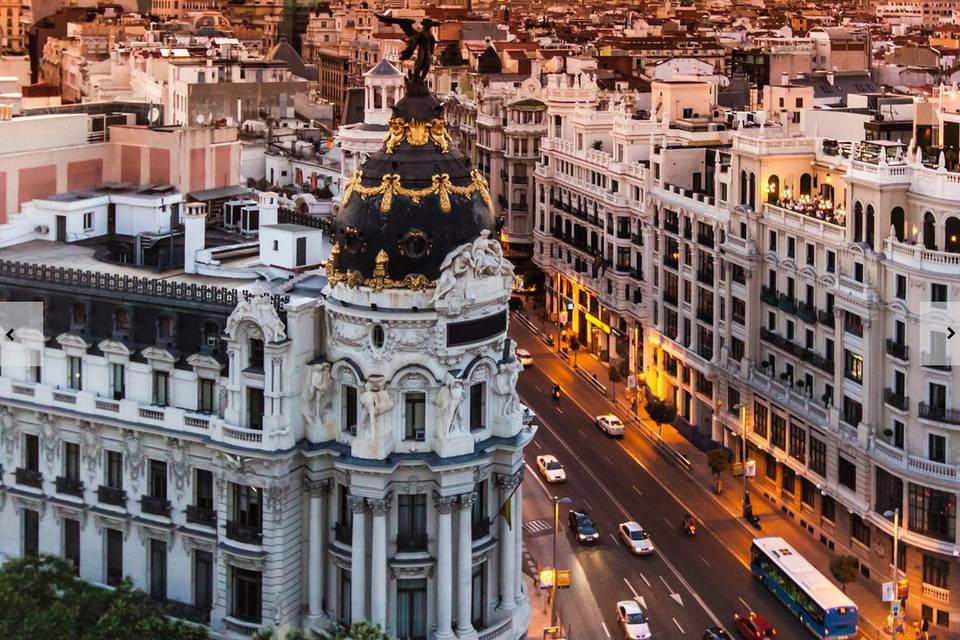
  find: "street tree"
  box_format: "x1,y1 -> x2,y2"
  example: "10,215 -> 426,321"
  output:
607,364 -> 622,400
328,622 -> 391,640
645,398 -> 677,436
829,556 -> 859,592
567,336 -> 580,367
706,448 -> 730,494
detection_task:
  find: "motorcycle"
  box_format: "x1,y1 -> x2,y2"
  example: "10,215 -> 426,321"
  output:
551,385 -> 562,402
682,520 -> 696,537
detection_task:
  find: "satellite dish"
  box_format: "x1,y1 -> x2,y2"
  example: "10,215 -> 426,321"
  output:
148,107 -> 160,125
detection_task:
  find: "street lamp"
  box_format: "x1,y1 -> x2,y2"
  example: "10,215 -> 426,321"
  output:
884,508 -> 901,640
734,404 -> 750,514
551,496 -> 573,628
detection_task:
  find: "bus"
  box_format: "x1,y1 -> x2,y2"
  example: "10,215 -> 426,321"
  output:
750,537 -> 858,639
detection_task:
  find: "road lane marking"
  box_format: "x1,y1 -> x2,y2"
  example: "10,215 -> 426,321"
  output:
534,384 -> 542,392
583,498 -> 593,510
662,517 -> 672,527
699,555 -> 711,568
632,485 -> 642,496
603,454 -> 613,464
738,596 -> 751,611
673,617 -> 685,633
601,622 -> 611,639
578,430 -> 586,437
519,414 -> 721,627
639,572 -> 651,588
659,575 -> 684,607
610,533 -> 620,545
556,408 -> 564,414
623,578 -> 639,598
533,440 -> 543,450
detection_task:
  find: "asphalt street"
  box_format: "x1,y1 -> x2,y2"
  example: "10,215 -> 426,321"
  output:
513,320 -> 810,640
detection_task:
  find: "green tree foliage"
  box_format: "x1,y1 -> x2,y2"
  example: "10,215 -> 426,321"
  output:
829,556 -> 859,592
706,449 -> 730,479
328,621 -> 391,640
567,336 -> 580,367
645,398 -> 678,435
0,555 -> 209,640
607,364 -> 623,399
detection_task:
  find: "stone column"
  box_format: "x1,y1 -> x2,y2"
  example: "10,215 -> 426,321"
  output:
305,479 -> 331,621
513,479 -> 524,604
494,472 -> 521,611
457,492 -> 476,637
349,496 -> 367,624
325,483 -> 338,618
369,494 -> 392,628
435,494 -> 457,640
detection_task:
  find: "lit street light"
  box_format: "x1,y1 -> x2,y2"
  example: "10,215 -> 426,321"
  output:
550,495 -> 573,628
884,508 -> 901,640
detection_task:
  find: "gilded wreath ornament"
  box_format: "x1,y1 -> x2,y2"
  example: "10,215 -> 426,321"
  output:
325,245 -> 433,292
340,169 -> 492,214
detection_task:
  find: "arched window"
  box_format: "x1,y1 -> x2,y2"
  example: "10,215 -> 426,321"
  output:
740,170 -> 747,205
766,175 -> 780,204
853,202 -> 863,242
820,183 -> 835,204
748,173 -> 756,210
800,173 -> 812,196
891,207 -> 905,241
924,212 -> 937,250
946,216 -> 960,253
865,205 -> 876,249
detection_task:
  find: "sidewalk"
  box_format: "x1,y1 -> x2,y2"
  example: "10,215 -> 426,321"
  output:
516,304 -> 893,639
521,473 -> 606,640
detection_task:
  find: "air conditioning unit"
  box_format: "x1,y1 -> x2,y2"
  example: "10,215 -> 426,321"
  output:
415,429 -> 426,442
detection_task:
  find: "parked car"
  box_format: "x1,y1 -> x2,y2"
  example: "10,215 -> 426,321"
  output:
567,509 -> 599,542
616,600 -> 652,640
733,612 -> 776,639
703,628 -> 732,640
618,521 -> 655,555
596,414 -> 625,436
536,455 -> 566,483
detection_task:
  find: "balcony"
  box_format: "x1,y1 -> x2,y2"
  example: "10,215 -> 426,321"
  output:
885,339 -> 909,361
226,520 -> 262,545
141,495 -> 172,517
186,505 -> 217,527
818,310 -> 835,328
56,475 -> 84,497
922,583 -> 950,604
921,353 -> 952,372
631,233 -> 644,246
334,521 -> 352,544
97,485 -> 127,507
760,286 -> 778,306
884,389 -> 909,412
777,294 -> 797,314
396,532 -> 428,552
152,598 -> 211,625
919,403 -> 960,426
16,467 -> 43,489
472,519 -> 491,540
796,302 -> 817,324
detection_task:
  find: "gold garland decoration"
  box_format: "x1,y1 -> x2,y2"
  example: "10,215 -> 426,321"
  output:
326,245 -> 434,292
384,117 -> 452,154
340,169 -> 492,215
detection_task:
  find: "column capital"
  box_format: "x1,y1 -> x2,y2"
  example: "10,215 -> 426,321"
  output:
348,495 -> 368,514
369,493 -> 393,516
303,477 -> 333,498
458,492 -> 476,510
434,492 -> 458,514
494,468 -> 523,492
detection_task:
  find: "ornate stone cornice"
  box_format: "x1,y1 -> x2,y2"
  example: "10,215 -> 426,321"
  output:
303,478 -> 333,498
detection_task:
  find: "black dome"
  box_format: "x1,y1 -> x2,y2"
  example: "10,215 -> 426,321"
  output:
330,91 -> 497,285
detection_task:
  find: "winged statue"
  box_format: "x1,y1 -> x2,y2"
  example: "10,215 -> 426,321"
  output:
376,12 -> 440,91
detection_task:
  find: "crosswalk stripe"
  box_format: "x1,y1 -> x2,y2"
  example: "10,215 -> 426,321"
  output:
522,519 -> 552,533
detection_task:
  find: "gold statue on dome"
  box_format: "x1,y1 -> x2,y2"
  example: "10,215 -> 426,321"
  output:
429,119 -> 451,153
384,119 -> 406,154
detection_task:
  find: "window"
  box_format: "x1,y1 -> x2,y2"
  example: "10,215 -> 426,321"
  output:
469,383 -> 485,431
396,578 -> 427,639
931,283 -> 948,306
148,459 -> 167,501
893,420 -> 905,449
68,356 -> 82,390
809,435 -> 826,477
895,274 -> 907,300
194,550 -> 213,613
923,555 -> 950,589
851,514 -> 870,546
343,385 -> 358,434
404,392 -> 426,441
789,422 -> 805,463
753,402 -> 768,438
771,413 -> 786,450
158,316 -> 174,340
781,466 -> 795,495
198,378 -> 215,413
247,388 -> 264,430
801,478 -> 816,508
929,434 -> 947,463
765,452 -> 777,480
397,494 -> 427,551
23,508 -> 39,556
842,396 -> 862,428
106,528 -> 123,586
248,338 -> 264,370
111,363 -> 125,400
231,568 -> 262,623
838,456 -> 856,492
844,350 -> 863,383
471,563 -> 487,628
153,371 -> 169,406
64,518 -> 80,574
826,251 -> 836,273
874,467 -> 903,516
822,494 -> 836,522
732,298 -> 746,324
149,538 -> 167,600
64,441 -> 80,482
105,451 -> 123,489
83,212 -> 93,230
909,484 -> 956,542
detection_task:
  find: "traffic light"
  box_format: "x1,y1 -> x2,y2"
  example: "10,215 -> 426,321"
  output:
897,577 -> 909,599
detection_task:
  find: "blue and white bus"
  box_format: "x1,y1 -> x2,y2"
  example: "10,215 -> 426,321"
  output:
750,537 -> 859,639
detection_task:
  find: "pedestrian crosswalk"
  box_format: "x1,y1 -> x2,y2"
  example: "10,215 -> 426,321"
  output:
522,518 -> 552,534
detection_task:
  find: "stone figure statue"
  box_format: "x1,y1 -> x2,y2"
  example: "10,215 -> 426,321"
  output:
471,229 -> 511,276
360,376 -> 394,441
301,363 -> 335,437
217,383 -> 228,418
494,358 -> 524,417
375,13 -> 439,91
434,374 -> 465,438
431,242 -> 473,305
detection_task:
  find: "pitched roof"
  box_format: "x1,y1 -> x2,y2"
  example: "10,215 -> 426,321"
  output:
364,58 -> 402,77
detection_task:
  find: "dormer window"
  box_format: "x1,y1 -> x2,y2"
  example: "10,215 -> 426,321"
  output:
158,315 -> 174,341
248,338 -> 264,371
114,308 -> 131,334
70,303 -> 87,327
201,321 -> 221,354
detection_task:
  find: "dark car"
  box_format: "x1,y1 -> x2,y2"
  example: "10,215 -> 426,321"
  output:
733,612 -> 776,639
508,297 -> 524,311
703,628 -> 732,640
567,509 -> 599,543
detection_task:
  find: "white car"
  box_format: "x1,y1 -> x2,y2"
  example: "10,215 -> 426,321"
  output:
596,414 -> 625,436
515,348 -> 534,367
536,455 -> 566,483
616,600 -> 651,640
618,521 -> 655,555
